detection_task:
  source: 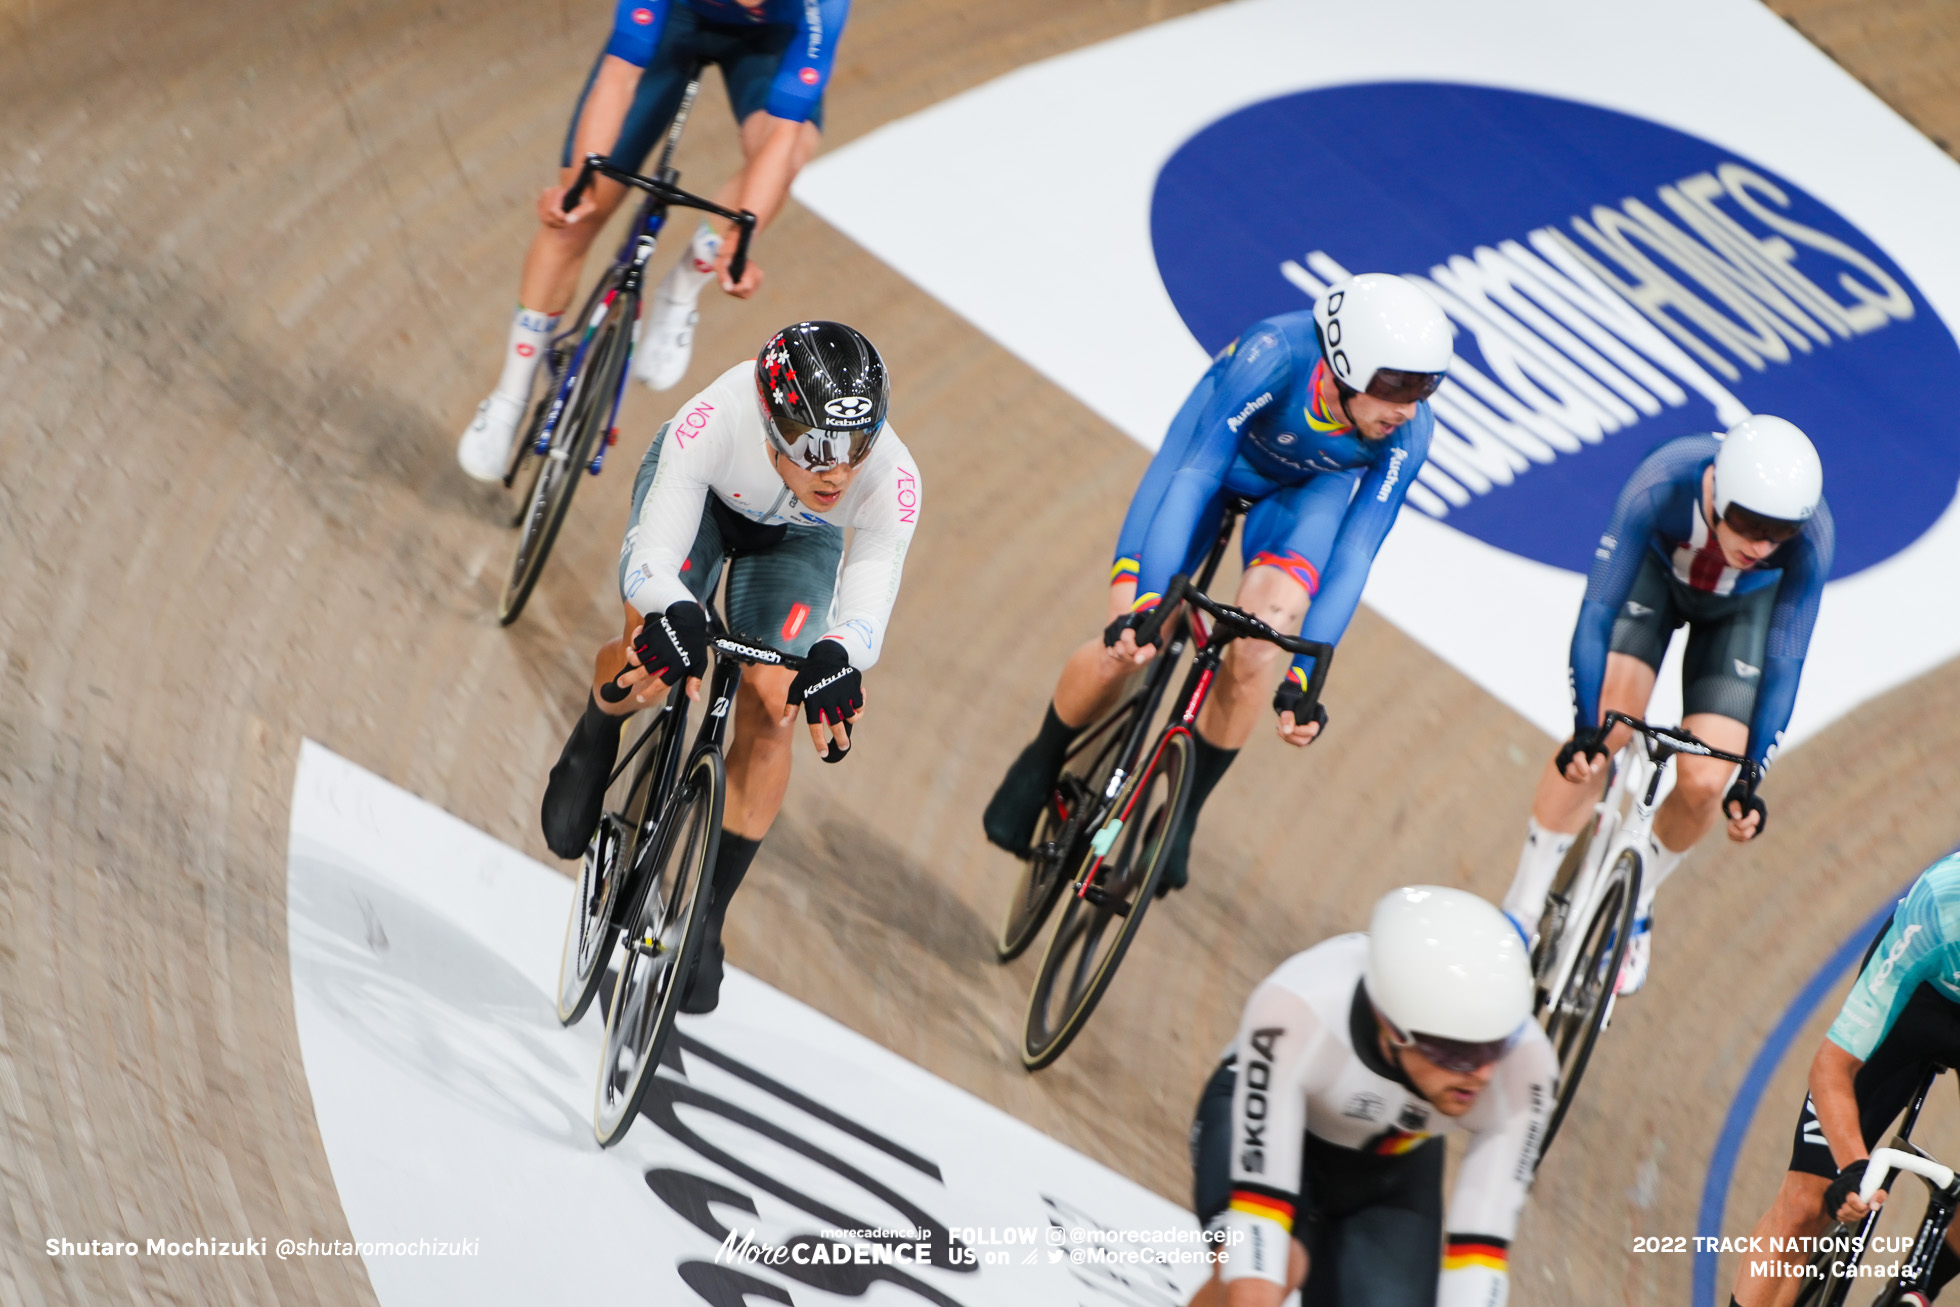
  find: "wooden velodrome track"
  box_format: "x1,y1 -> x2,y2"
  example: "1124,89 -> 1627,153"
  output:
1,0 -> 1957,1302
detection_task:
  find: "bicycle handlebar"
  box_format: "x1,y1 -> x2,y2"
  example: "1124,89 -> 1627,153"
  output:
1136,573 -> 1336,718
1600,710 -> 1761,798
562,154 -> 759,283
1862,1147 -> 1959,1204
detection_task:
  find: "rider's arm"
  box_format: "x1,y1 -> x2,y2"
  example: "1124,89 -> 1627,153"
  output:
620,401 -> 729,617
1440,1034 -> 1556,1307
1282,413 -> 1432,686
1746,502 -> 1835,770
821,448 -> 921,669
1807,1037 -> 1868,1171
1219,980 -> 1327,1290
1565,443 -> 1698,732
1111,350 -> 1233,586
1131,325 -> 1296,611
603,0 -> 673,67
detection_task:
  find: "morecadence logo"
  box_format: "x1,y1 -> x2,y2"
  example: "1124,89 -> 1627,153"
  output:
1150,83 -> 1960,577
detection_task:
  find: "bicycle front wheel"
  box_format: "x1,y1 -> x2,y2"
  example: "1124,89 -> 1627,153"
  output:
499,290 -> 635,625
1021,729 -> 1192,1071
1539,846 -> 1641,1155
594,747 -> 724,1148
1789,1222 -> 1860,1307
554,704 -> 680,1026
997,710 -> 1133,963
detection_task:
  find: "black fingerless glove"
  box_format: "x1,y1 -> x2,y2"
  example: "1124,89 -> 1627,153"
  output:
1822,1159 -> 1869,1222
1556,726 -> 1610,775
1273,682 -> 1329,736
1103,609 -> 1148,648
632,601 -> 709,687
789,640 -> 862,763
1725,780 -> 1768,837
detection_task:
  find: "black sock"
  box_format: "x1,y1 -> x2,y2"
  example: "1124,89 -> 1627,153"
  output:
1032,703 -> 1083,769
1931,1241 -> 1960,1294
704,832 -> 763,938
1184,730 -> 1240,819
580,691 -> 624,745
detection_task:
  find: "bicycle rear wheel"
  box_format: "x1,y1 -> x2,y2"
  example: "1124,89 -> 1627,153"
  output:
996,709 -> 1133,962
554,704 -> 680,1026
499,290 -> 634,625
1021,729 -> 1192,1071
594,747 -> 724,1147
1539,846 -> 1641,1155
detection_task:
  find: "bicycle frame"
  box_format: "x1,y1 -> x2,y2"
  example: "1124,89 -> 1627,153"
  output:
1069,525 -> 1335,904
526,72 -> 757,478
1539,711 -> 1760,1019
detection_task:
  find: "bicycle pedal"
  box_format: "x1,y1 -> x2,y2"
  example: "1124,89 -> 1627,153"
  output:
1081,884 -> 1130,916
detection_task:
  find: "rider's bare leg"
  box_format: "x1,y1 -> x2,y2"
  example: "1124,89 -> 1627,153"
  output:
1501,653 -> 1655,930
1192,566 -> 1311,749
723,665 -> 796,840
1049,578 -> 1146,729
1729,1170 -> 1831,1307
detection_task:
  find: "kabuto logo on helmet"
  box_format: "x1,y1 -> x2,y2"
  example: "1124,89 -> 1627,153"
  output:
824,395 -> 875,425
1150,82 -> 1960,580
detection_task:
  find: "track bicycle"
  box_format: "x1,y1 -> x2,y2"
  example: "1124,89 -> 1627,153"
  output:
1792,1067 -> 1960,1306
1007,500 -> 1334,1071
1528,710 -> 1759,1155
498,71 -> 758,625
552,567 -> 827,1147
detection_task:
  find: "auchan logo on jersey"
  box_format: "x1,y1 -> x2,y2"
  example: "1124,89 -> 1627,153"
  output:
1150,83 -> 1960,579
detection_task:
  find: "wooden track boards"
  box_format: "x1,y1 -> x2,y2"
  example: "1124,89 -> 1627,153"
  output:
0,0 -> 1956,1302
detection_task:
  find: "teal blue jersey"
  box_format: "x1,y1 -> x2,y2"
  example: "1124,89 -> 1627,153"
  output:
1828,853 -> 1960,1061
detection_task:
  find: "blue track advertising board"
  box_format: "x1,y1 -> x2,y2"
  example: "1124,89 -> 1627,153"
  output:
798,0 -> 1960,741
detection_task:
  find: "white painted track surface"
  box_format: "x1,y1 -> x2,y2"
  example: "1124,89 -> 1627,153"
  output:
289,741 -> 1207,1305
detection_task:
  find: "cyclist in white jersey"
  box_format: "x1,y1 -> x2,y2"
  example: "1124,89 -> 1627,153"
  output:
540,320 -> 921,1012
1189,887 -> 1553,1307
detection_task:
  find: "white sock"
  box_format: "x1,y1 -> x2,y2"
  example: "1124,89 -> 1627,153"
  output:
494,306 -> 558,404
1634,837 -> 1688,921
656,223 -> 721,304
1503,817 -> 1577,934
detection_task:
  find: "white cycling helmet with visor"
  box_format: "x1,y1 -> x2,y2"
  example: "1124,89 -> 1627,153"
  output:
754,320 -> 890,471
1713,415 -> 1822,542
1366,885 -> 1532,1073
1312,273 -> 1454,405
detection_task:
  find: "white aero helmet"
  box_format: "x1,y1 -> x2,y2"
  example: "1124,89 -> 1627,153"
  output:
1312,274 -> 1453,404
1366,886 -> 1531,1066
1715,415 -> 1823,527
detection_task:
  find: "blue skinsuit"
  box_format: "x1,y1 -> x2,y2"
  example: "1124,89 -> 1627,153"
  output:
1569,434 -> 1833,770
604,0 -> 846,124
1112,312 -> 1432,688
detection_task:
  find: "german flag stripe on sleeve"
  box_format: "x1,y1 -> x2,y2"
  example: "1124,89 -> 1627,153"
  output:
1443,1234 -> 1509,1272
1227,1188 -> 1296,1230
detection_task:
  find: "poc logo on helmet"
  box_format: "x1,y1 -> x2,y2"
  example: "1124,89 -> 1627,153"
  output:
824,395 -> 875,425
1321,289 -> 1350,380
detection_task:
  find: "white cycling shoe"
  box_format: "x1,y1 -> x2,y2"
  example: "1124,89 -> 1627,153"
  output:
1616,916 -> 1653,995
634,291 -> 699,392
457,392 -> 529,483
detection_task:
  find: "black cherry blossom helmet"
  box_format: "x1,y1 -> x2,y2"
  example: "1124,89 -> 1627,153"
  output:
754,321 -> 889,470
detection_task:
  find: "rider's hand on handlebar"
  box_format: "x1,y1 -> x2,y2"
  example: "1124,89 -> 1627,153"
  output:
1724,780 -> 1767,842
1102,611 -> 1157,666
1273,683 -> 1326,748
782,639 -> 862,762
715,239 -> 763,298
1556,726 -> 1611,784
1824,1159 -> 1883,1222
540,182 -> 598,230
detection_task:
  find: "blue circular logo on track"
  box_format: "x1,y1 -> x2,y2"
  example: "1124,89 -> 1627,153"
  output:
1149,83 -> 1960,577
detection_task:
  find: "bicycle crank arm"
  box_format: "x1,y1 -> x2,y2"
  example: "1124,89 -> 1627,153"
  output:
1080,884 -> 1132,916
623,933 -> 667,959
